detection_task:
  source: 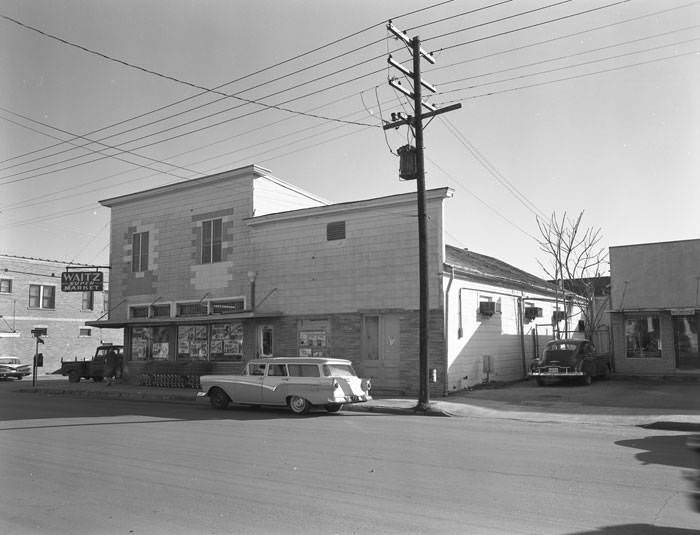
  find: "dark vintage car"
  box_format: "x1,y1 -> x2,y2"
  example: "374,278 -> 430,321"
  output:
529,339 -> 611,386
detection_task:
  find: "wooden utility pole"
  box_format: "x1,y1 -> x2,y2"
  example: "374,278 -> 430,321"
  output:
384,22 -> 460,410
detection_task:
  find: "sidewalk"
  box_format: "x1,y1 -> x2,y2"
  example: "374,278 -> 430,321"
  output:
10,375 -> 700,430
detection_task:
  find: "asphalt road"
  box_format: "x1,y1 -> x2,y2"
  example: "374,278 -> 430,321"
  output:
1,386 -> 698,535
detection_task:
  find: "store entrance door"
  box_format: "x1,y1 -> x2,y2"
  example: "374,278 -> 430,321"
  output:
673,314 -> 700,370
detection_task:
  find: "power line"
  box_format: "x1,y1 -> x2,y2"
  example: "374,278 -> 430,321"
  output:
440,117 -> 546,219
0,12 -> 377,129
0,0 -> 458,169
426,1 -> 700,75
0,0 -> 558,180
430,0 -> 632,55
439,42 -> 700,98
0,106 -> 205,181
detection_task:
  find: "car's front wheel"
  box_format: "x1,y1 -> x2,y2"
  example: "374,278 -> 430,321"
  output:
289,395 -> 310,415
209,388 -> 230,410
325,403 -> 343,413
68,370 -> 81,383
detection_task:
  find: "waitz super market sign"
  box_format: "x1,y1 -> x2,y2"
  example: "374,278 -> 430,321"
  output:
61,270 -> 104,292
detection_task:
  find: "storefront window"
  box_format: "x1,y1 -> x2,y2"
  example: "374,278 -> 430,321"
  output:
151,327 -> 170,360
211,323 -> 243,361
131,326 -> 171,360
178,325 -> 209,360
131,327 -> 150,360
299,330 -> 328,357
625,316 -> 661,358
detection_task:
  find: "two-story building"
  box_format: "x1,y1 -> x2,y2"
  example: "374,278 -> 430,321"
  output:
88,164 -> 565,395
610,239 -> 700,376
0,254 -> 122,373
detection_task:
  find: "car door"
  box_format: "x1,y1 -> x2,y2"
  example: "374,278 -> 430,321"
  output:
234,363 -> 265,404
261,363 -> 288,405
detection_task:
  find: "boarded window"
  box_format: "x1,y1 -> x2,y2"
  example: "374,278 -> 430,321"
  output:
326,221 -> 346,241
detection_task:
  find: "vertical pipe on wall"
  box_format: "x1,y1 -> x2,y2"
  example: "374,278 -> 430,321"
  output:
517,296 -> 527,377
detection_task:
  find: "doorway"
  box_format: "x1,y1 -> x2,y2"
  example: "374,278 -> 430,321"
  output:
673,314 -> 700,370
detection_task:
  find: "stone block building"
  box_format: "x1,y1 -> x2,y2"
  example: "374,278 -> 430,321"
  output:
0,254 -> 122,374
89,165 -> 564,395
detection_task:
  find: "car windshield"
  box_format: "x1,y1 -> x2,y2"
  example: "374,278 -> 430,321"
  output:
0,357 -> 20,364
544,341 -> 578,352
322,364 -> 357,377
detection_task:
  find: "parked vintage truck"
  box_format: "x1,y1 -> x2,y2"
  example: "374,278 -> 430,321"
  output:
60,344 -> 124,383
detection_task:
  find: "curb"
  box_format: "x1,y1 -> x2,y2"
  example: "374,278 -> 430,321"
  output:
12,384 -> 700,429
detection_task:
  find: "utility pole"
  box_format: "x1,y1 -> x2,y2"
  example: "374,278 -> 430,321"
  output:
384,22 -> 460,411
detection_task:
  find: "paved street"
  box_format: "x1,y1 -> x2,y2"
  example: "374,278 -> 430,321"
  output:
1,385 -> 698,535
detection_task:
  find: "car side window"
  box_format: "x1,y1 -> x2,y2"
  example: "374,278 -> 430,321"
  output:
249,363 -> 266,376
268,364 -> 287,377
287,364 -> 321,377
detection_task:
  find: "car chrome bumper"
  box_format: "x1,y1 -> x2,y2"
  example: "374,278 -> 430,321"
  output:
335,394 -> 371,403
196,391 -> 208,398
529,370 -> 583,377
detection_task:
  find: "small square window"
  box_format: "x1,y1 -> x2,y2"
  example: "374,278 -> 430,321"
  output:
326,221 -> 346,241
79,328 -> 91,337
0,279 -> 12,293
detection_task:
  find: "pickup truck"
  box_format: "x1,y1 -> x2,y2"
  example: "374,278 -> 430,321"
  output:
60,344 -> 124,383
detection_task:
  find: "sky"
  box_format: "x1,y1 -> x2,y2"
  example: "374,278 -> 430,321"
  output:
0,0 -> 698,278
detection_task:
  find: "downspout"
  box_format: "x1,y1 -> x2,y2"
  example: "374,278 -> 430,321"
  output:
443,267 -> 454,397
517,295 -> 527,377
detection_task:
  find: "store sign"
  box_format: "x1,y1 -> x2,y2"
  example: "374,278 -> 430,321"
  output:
61,271 -> 103,292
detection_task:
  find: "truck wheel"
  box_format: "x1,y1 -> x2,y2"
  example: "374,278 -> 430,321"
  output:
289,396 -> 310,415
209,388 -> 230,410
68,370 -> 81,383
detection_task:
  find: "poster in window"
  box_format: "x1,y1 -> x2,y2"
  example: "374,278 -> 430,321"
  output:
299,330 -> 328,357
211,323 -> 243,361
178,325 -> 209,360
131,327 -> 150,360
152,342 -> 169,360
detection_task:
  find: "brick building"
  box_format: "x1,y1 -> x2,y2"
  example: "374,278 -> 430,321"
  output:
0,254 -> 122,374
88,165 -> 563,395
610,239 -> 700,375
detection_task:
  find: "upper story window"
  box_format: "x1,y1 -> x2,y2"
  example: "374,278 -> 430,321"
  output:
326,221 -> 346,241
82,291 -> 94,311
29,284 -> 55,309
132,231 -> 149,272
201,219 -> 222,264
0,279 -> 12,293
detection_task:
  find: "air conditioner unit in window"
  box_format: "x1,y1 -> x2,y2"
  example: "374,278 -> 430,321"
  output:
524,307 -> 543,320
552,310 -> 567,322
479,301 -> 496,316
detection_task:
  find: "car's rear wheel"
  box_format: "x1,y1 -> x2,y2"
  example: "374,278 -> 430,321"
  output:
325,403 -> 343,413
289,395 -> 310,415
209,388 -> 230,410
581,372 -> 593,386
535,377 -> 546,387
16,376 -> 23,381
68,370 -> 81,383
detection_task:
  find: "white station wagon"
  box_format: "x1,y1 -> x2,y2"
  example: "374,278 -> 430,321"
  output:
197,357 -> 372,414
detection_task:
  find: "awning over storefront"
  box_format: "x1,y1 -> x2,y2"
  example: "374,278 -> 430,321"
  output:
86,310 -> 283,329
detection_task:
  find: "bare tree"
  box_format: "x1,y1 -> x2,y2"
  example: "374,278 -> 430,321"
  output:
536,211 -> 609,340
